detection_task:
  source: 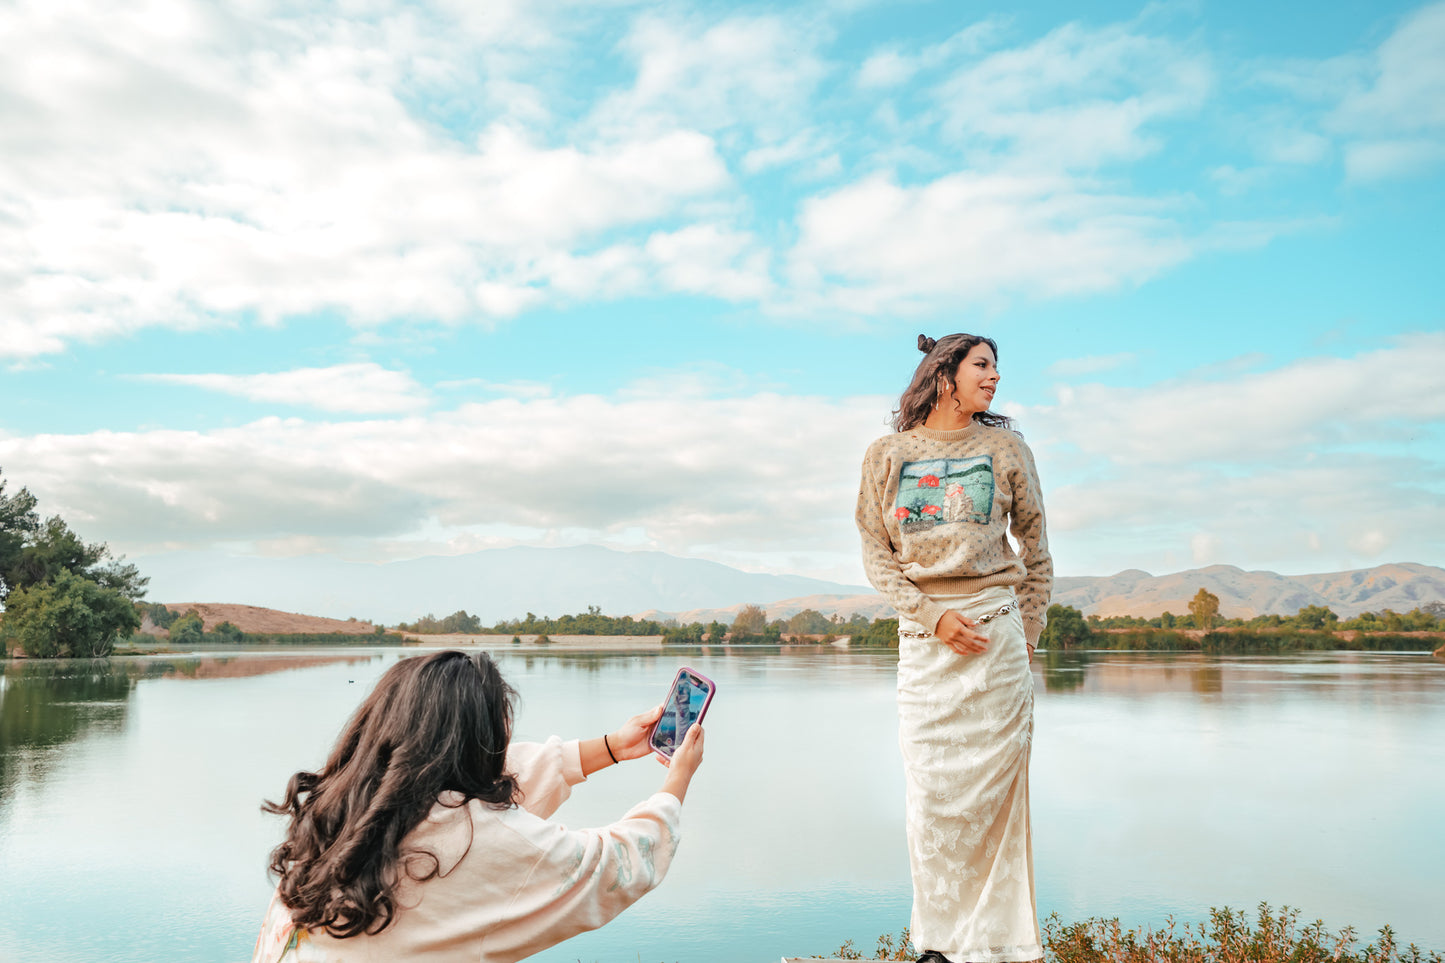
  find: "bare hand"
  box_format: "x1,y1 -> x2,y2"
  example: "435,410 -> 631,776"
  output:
666,724 -> 705,775
607,704 -> 664,762
660,724 -> 705,803
934,609 -> 989,655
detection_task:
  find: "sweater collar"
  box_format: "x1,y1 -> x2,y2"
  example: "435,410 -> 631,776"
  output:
912,421 -> 981,442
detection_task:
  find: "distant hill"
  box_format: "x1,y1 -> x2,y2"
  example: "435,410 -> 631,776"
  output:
137,545 -> 871,626
135,546 -> 1444,625
643,562 -> 1445,623
148,603 -> 377,635
1051,562 -> 1445,619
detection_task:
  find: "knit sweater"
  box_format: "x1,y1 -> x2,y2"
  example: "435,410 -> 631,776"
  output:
855,422 -> 1053,645
251,737 -> 681,963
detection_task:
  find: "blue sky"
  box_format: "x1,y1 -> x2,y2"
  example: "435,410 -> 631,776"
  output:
1,0 -> 1442,596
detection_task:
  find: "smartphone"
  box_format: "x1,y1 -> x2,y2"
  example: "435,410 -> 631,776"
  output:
648,667 -> 716,760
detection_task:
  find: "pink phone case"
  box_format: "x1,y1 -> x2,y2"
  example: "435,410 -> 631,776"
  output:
649,666 -> 716,760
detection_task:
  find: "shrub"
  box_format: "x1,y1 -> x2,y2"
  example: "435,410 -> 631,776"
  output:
1,570 -> 140,658
168,610 -> 205,645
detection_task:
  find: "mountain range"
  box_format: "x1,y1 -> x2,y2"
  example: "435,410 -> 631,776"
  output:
647,562 -> 1445,624
138,545 -> 1445,626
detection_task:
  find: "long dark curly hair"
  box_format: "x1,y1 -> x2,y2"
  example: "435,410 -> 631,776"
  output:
263,650 -> 520,937
891,332 -> 1012,432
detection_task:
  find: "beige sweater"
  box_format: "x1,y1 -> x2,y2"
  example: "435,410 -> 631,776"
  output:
855,422 -> 1053,645
252,738 -> 680,963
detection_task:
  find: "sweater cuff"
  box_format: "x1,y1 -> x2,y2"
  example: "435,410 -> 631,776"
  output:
917,600 -> 952,637
645,791 -> 685,821
560,739 -> 587,786
1022,617 -> 1044,647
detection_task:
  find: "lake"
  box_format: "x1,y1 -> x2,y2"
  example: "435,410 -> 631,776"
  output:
1,647 -> 1441,963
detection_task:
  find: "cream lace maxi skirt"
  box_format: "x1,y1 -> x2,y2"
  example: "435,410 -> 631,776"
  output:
896,585 -> 1040,963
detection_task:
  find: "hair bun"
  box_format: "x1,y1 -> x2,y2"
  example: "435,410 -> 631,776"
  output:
917,334 -> 936,353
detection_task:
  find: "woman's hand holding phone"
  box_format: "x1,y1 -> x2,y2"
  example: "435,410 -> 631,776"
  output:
608,704 -> 665,761
580,705 -> 665,775
659,724 -> 704,803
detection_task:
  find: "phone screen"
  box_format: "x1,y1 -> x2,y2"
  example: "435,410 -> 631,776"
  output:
650,668 -> 713,758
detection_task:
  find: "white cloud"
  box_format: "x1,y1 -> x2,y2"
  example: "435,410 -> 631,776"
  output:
933,20 -> 1211,169
1025,333 -> 1445,574
741,129 -> 839,176
1027,332 -> 1445,466
138,363 -> 429,414
1046,352 -> 1138,378
786,171 -> 1193,314
0,391 -> 893,566
4,334 -> 1441,583
644,225 -> 773,301
1328,2 -> 1445,180
533,224 -> 773,304
858,49 -> 918,90
857,19 -> 1007,90
590,13 -> 829,140
0,1 -> 732,359
1342,139 -> 1445,182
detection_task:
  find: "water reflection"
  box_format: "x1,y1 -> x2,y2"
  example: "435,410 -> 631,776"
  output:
1040,649 -> 1090,692
1034,649 -> 1444,702
0,653 -> 376,802
0,660 -> 134,802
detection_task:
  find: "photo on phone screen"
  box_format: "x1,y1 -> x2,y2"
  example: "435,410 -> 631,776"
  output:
649,667 -> 715,759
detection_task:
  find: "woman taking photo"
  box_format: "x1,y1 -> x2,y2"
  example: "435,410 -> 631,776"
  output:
251,649 -> 704,963
855,333 -> 1052,963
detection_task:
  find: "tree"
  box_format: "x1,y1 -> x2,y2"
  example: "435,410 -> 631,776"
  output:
209,621 -> 244,644
662,623 -> 704,644
139,602 -> 179,630
860,618 -> 901,647
1294,604 -> 1339,630
786,608 -> 830,637
0,472 -> 40,601
732,604 -> 767,637
1189,588 -> 1221,630
1040,604 -> 1091,648
1,569 -> 141,658
169,610 -> 205,645
3,515 -> 148,604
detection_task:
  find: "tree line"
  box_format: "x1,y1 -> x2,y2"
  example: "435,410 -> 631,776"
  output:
400,603 -> 906,646
1042,588 -> 1445,651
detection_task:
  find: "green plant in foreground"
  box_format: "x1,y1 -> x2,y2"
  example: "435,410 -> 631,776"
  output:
827,927 -> 915,960
828,906 -> 1438,963
1040,903 -> 1440,963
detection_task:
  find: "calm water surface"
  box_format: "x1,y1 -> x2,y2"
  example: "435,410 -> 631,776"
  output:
1,648 -> 1441,963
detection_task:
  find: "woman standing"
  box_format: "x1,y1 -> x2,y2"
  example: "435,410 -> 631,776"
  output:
251,649 -> 704,963
856,334 -> 1052,963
